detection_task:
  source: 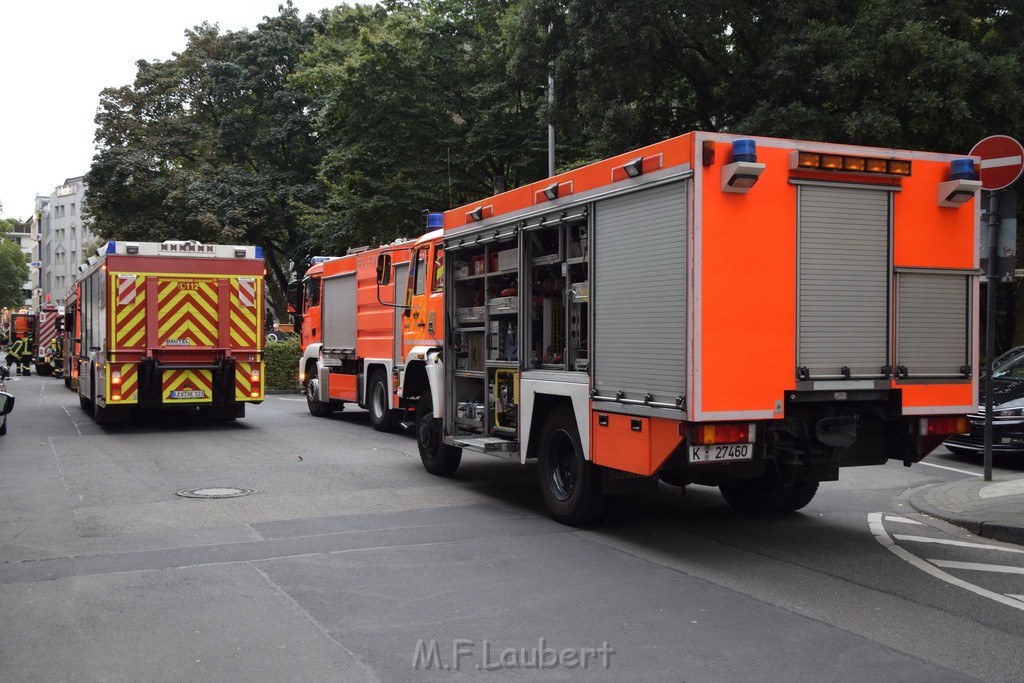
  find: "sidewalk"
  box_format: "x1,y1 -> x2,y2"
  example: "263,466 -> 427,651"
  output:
909,476 -> 1024,546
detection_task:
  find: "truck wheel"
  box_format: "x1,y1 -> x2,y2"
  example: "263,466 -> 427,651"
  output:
79,382 -> 93,411
538,405 -> 608,526
305,375 -> 334,417
92,379 -> 114,425
416,394 -> 461,475
367,370 -> 395,432
719,465 -> 801,514
780,481 -> 819,512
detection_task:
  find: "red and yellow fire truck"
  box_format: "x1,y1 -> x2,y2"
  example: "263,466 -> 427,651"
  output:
70,240 -> 266,423
288,240 -> 417,428
33,304 -> 62,376
378,131 -> 979,525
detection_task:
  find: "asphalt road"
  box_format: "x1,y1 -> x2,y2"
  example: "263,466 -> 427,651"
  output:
1,374 -> 1022,682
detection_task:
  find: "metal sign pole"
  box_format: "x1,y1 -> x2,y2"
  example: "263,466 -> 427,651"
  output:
983,190 -> 1001,482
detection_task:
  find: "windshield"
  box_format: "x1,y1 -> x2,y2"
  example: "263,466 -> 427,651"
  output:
991,350 -> 1024,379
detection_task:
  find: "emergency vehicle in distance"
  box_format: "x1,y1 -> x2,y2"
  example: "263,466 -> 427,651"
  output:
287,240 -> 416,428
67,240 -> 266,423
371,131 -> 979,525
33,304 -> 63,376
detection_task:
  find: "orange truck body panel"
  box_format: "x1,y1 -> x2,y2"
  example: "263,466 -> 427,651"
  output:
442,132 -> 978,476
302,243 -> 415,408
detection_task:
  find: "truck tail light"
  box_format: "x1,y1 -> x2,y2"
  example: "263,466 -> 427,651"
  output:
250,370 -> 260,382
921,416 -> 969,436
111,371 -> 121,385
689,423 -> 754,445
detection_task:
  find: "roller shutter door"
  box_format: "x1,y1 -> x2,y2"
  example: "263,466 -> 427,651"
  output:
896,272 -> 969,378
593,182 -> 687,407
798,185 -> 891,379
322,272 -> 357,352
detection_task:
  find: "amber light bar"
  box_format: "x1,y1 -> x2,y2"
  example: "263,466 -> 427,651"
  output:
791,151 -> 911,177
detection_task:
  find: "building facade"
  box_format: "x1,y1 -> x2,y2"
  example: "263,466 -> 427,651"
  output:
43,177 -> 95,305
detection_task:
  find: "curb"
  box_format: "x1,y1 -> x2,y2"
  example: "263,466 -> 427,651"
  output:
908,481 -> 1024,547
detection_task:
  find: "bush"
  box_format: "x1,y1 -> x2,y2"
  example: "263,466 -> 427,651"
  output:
264,338 -> 301,391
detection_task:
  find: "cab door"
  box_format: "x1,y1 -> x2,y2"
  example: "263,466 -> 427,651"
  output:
402,242 -> 444,359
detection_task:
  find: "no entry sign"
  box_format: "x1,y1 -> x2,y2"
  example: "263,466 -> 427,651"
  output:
970,135 -> 1024,191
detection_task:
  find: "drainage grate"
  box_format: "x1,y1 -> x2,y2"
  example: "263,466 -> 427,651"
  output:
176,487 -> 256,499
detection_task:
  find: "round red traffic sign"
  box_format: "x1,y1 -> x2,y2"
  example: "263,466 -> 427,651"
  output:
970,135 -> 1024,191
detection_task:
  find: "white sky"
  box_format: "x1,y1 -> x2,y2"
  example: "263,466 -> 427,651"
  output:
0,0 -> 324,221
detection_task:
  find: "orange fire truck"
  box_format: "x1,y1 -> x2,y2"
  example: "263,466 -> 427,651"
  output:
69,240 -> 266,423
377,131 -> 979,525
288,240 -> 417,428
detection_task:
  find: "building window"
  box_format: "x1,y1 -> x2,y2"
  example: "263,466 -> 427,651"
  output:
70,203 -> 76,215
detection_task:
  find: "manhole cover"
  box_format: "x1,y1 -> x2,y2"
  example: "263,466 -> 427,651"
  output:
176,487 -> 256,499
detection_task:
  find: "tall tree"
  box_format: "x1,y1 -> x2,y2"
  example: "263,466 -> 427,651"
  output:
511,0 -> 1023,162
0,221 -> 29,310
86,2 -> 328,317
292,0 -> 549,253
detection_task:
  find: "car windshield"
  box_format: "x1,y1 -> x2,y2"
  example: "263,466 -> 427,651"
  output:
991,351 -> 1024,379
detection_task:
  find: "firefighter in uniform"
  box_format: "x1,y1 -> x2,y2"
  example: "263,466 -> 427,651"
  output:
50,337 -> 63,378
6,336 -> 32,376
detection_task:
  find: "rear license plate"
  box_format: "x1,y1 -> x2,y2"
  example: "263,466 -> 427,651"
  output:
688,443 -> 753,464
170,390 -> 206,400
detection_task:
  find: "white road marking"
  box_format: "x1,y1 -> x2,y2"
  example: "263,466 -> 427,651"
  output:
884,515 -> 923,525
917,461 -> 982,477
60,405 -> 82,436
929,560 -> 1024,575
979,479 -> 1024,499
979,155 -> 1023,169
893,534 -> 1024,553
868,512 -> 1024,612
1008,594 -> 1024,601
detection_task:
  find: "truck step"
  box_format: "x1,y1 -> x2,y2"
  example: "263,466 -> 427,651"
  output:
451,436 -> 518,453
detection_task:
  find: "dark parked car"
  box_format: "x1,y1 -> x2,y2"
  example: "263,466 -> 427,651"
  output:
0,389 -> 13,436
945,350 -> 1024,456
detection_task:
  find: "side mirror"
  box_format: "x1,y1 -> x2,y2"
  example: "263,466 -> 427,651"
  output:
376,253 -> 393,286
286,280 -> 302,314
0,391 -> 14,416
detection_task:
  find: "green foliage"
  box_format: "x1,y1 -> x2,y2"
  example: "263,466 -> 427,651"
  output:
0,238 -> 29,310
86,2 -> 329,316
291,0 -> 548,253
263,337 -> 302,390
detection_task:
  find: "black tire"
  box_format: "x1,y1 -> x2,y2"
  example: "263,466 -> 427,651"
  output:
719,464 -> 808,514
305,373 -> 334,417
92,377 -> 113,425
416,393 -> 461,475
79,383 -> 93,411
367,370 -> 395,432
0,418 -> 6,436
780,481 -> 819,512
538,405 -> 608,526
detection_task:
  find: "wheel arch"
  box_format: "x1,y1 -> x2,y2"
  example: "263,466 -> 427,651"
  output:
401,348 -> 443,417
522,378 -> 591,465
